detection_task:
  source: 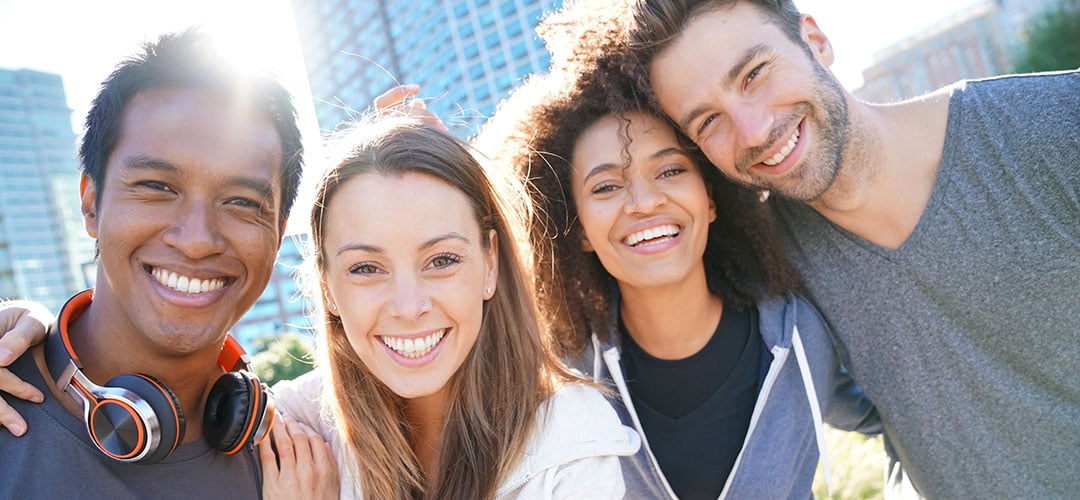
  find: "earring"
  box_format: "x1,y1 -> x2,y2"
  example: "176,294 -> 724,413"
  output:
329,303 -> 337,311
758,189 -> 771,203
485,287 -> 493,296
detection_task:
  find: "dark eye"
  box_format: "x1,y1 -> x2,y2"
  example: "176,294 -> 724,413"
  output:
590,182 -> 620,195
658,165 -> 687,179
429,253 -> 461,269
746,63 -> 766,85
696,115 -> 717,139
226,197 -> 262,209
348,263 -> 381,275
138,180 -> 174,192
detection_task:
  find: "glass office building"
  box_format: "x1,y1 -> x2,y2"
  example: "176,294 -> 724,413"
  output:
0,68 -> 91,311
291,0 -> 560,136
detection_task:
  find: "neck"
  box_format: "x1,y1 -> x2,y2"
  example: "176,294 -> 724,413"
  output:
64,296 -> 225,443
405,388 -> 449,480
808,89 -> 951,249
618,268 -> 724,360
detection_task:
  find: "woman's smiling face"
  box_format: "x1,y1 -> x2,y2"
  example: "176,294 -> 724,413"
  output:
321,171 -> 497,407
571,111 -> 715,293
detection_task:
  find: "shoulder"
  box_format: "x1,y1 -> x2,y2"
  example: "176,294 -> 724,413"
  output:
526,382 -> 639,462
755,292 -> 829,349
497,382 -> 638,498
270,369 -> 329,431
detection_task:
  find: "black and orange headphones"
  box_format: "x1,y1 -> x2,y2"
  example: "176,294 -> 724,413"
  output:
45,290 -> 275,464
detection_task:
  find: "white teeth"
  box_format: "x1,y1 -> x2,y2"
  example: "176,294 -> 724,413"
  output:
763,127 -> 800,166
624,224 -> 680,246
380,330 -> 447,358
151,268 -> 226,294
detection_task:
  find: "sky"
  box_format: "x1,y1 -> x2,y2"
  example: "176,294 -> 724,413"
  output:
0,0 -> 984,228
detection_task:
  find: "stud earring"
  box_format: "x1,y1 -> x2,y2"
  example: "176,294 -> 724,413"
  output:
329,303 -> 337,311
485,287 -> 493,295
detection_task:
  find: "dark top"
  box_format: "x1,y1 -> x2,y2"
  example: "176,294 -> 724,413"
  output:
620,305 -> 761,499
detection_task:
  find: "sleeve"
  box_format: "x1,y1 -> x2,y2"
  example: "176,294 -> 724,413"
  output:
270,369 -> 326,431
795,293 -> 882,434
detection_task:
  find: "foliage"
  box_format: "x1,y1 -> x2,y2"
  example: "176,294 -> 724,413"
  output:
249,329 -> 317,387
813,426 -> 885,500
1013,0 -> 1080,73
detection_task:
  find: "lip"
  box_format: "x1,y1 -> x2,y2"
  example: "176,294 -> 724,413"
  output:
144,264 -> 234,308
752,117 -> 806,176
378,328 -> 451,367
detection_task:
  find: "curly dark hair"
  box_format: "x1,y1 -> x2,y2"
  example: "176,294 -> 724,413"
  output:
475,0 -> 799,356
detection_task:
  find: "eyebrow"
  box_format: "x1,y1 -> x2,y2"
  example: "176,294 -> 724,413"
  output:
582,147 -> 689,183
651,147 -> 689,161
676,43 -> 770,132
336,232 -> 471,257
121,155 -> 276,203
582,162 -> 622,184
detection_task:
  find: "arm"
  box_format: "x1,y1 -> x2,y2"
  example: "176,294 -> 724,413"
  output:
0,300 -> 52,436
373,84 -> 449,132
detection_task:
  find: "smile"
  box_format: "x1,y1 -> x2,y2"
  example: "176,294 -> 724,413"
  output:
762,126 -> 800,166
380,329 -> 448,358
150,267 -> 227,294
624,224 -> 680,247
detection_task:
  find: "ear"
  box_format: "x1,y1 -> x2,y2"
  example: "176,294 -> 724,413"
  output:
80,174 -> 99,239
579,226 -> 595,253
800,14 -> 835,68
323,289 -> 339,318
483,229 -> 499,299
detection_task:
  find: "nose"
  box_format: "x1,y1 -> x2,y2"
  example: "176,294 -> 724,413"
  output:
389,272 -> 432,321
162,200 -> 227,259
729,102 -> 773,150
624,178 -> 667,215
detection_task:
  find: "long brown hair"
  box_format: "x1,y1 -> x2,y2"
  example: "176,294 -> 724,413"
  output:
475,0 -> 800,355
309,116 -> 571,499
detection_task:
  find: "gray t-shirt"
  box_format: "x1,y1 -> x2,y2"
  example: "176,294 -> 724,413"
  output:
775,70 -> 1080,498
0,348 -> 262,499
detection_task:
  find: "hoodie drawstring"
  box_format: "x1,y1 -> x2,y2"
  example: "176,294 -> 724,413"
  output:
792,325 -> 833,496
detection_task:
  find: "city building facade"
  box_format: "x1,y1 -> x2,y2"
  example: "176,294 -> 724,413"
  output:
232,233 -> 315,350
0,68 -> 91,311
290,0 -> 560,136
854,0 -> 1061,102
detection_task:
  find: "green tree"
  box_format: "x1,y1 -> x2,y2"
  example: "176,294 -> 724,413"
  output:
250,329 -> 317,387
1013,0 -> 1080,73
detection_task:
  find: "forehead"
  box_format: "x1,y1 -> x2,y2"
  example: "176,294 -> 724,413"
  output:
573,112 -> 683,165
111,87 -> 284,188
324,171 -> 481,244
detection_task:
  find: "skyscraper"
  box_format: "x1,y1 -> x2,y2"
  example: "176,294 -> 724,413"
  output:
290,0 -> 560,136
0,68 -> 92,311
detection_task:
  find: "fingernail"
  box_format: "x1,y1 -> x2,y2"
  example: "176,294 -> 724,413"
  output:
0,348 -> 13,365
9,423 -> 26,436
31,393 -> 44,404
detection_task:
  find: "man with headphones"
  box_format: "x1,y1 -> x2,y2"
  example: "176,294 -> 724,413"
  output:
0,28 -> 307,498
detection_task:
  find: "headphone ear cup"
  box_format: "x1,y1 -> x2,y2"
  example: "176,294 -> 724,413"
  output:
203,371 -> 260,454
98,373 -> 186,464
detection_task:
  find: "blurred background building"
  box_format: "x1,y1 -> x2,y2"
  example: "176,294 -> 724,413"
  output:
290,0 -> 561,137
0,68 -> 92,312
230,234 -> 313,349
854,0 -> 1062,102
